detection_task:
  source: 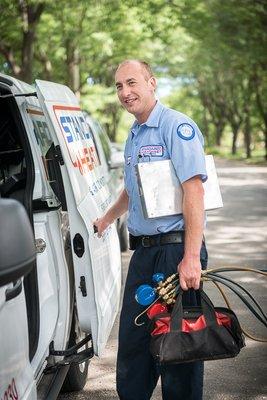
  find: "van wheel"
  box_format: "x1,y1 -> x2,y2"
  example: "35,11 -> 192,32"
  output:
119,221 -> 128,252
61,309 -> 90,392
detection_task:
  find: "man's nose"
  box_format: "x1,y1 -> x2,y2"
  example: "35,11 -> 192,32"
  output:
121,85 -> 131,98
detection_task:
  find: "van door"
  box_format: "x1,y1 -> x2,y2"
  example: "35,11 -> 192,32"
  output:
35,80 -> 121,356
0,283 -> 36,399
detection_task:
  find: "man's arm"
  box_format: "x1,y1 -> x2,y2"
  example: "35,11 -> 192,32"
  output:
93,188 -> 129,237
178,176 -> 205,290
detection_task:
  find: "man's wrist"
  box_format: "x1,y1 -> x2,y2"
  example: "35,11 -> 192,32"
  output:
105,210 -> 115,225
183,253 -> 201,262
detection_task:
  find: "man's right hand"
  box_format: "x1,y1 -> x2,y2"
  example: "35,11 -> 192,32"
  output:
93,215 -> 112,237
93,188 -> 129,238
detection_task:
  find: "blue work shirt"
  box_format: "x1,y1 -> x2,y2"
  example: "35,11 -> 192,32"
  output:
124,101 -> 207,236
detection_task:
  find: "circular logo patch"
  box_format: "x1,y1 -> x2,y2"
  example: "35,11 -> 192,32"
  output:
177,123 -> 195,140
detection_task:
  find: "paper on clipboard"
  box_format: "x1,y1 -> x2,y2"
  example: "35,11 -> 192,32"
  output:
135,155 -> 223,219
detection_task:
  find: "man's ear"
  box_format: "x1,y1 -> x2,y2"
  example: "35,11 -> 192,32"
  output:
148,76 -> 157,91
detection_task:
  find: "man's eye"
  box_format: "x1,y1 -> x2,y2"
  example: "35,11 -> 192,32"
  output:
129,81 -> 136,86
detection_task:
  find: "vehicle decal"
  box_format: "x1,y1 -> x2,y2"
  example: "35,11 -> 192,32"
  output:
53,105 -> 100,175
1,378 -> 18,400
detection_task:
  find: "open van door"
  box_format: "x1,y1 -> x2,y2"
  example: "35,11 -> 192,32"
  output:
0,199 -> 36,400
35,80 -> 121,356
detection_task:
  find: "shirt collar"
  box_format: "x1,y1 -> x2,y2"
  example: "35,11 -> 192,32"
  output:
130,100 -> 164,136
144,100 -> 164,128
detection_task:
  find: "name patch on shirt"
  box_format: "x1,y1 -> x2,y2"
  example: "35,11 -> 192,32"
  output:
177,123 -> 195,140
139,145 -> 164,157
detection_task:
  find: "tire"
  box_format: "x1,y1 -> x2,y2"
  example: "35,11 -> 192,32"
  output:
61,309 -> 90,392
119,220 -> 128,252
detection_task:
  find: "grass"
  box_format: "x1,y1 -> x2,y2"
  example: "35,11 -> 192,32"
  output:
206,146 -> 267,165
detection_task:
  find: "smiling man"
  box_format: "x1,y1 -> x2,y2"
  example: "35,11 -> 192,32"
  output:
115,61 -> 156,123
94,60 -> 208,400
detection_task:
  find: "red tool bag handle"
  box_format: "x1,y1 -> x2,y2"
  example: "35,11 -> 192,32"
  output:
170,288 -> 220,331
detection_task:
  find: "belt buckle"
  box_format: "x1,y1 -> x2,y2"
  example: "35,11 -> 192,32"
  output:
141,236 -> 150,247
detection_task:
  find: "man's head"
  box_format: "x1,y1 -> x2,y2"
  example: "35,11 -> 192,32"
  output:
115,60 -> 157,123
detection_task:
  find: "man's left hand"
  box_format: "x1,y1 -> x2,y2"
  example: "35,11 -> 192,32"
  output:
178,256 -> 201,290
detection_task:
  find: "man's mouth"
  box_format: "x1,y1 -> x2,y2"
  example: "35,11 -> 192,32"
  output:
124,97 -> 138,105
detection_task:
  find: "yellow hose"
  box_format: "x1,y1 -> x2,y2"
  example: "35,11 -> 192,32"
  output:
205,278 -> 267,343
202,267 -> 267,277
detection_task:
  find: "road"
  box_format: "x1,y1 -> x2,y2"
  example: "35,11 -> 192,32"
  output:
59,158 -> 267,400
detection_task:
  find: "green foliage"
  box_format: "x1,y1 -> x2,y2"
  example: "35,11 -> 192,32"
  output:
0,0 -> 266,158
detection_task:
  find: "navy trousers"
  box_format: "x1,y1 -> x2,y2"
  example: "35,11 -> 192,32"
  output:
116,241 -> 208,400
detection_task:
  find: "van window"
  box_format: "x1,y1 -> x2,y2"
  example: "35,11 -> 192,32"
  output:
27,107 -> 67,209
0,98 -> 26,202
92,121 -> 111,165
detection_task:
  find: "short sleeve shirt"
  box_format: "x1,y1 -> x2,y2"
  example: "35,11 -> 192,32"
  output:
124,101 -> 207,236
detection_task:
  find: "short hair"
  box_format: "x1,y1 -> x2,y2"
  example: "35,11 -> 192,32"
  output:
116,59 -> 154,81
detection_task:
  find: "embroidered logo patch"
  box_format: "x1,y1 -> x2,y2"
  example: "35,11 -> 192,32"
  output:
139,145 -> 164,157
177,123 -> 195,140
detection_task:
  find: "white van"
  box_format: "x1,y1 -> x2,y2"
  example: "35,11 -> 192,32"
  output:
0,74 -> 122,399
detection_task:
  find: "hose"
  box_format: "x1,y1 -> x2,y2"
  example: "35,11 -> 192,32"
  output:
209,279 -> 267,342
203,267 -> 267,276
206,272 -> 267,322
134,266 -> 267,342
204,273 -> 267,328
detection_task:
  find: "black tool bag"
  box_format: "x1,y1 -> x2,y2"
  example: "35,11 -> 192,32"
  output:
149,289 -> 245,364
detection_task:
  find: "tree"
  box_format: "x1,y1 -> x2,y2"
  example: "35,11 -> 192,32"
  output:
0,0 -> 46,83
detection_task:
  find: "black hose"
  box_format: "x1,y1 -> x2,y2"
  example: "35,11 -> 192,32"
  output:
205,274 -> 267,328
207,272 -> 267,323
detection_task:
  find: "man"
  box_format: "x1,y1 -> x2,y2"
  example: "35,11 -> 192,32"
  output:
94,60 -> 208,400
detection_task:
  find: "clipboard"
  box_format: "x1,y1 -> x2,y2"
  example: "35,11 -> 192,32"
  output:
135,155 -> 223,218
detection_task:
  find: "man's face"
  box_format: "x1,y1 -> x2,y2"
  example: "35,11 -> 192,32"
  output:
115,62 -> 156,122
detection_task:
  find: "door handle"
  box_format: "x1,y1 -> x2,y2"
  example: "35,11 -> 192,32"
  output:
5,279 -> 22,301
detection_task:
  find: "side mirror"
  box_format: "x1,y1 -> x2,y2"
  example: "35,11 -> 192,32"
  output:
0,199 -> 36,287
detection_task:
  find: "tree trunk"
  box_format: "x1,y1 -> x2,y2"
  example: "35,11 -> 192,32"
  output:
20,29 -> 35,83
19,2 -> 45,83
0,44 -> 21,78
244,112 -> 251,158
0,3 -> 44,83
66,45 -> 80,98
36,49 -> 52,80
254,73 -> 267,160
231,126 -> 239,155
203,109 -> 210,146
215,120 -> 225,147
264,129 -> 267,161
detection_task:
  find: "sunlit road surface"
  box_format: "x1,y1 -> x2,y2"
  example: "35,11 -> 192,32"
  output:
59,159 -> 267,400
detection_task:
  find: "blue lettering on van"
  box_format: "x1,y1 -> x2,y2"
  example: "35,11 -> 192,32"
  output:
59,115 -> 91,143
60,116 -> 73,143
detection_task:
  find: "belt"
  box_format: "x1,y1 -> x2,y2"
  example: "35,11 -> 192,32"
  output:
129,231 -> 184,250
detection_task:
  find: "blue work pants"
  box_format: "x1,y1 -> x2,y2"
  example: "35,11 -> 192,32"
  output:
116,241 -> 208,400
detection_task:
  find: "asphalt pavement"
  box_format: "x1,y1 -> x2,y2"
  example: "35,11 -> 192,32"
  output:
58,158 -> 267,400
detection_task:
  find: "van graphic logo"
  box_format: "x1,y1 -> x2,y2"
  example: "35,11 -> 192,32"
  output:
53,105 -> 99,175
